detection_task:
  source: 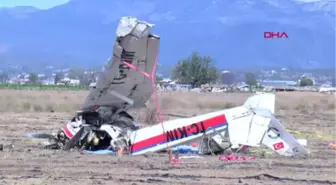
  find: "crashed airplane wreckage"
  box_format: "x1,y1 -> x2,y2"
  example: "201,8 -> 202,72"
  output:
39,16 -> 307,157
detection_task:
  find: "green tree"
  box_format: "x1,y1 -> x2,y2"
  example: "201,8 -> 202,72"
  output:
245,73 -> 257,87
299,77 -> 314,86
68,68 -> 85,80
80,76 -> 91,87
28,73 -> 39,84
86,69 -> 97,84
220,72 -> 235,85
68,68 -> 90,87
172,51 -> 219,87
54,72 -> 64,84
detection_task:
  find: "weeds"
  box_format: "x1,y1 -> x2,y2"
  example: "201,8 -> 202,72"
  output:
0,90 -> 334,116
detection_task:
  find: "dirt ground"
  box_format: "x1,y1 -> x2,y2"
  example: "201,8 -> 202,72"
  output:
0,90 -> 335,185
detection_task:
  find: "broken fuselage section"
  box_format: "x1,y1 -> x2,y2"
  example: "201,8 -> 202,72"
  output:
129,93 -> 308,157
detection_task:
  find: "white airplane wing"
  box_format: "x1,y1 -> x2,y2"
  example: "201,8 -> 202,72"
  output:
81,17 -> 160,111
244,93 -> 307,156
256,108 -> 308,156
226,93 -> 307,156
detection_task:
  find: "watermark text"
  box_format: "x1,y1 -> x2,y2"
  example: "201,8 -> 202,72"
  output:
264,32 -> 288,39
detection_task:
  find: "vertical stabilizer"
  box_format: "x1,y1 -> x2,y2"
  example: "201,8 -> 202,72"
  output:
243,93 -> 275,114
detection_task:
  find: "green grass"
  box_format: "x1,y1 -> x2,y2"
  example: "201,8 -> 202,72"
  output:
0,84 -> 88,90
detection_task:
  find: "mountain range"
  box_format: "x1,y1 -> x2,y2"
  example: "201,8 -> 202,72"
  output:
0,0 -> 335,73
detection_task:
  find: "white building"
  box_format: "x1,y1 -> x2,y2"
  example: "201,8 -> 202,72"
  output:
58,78 -> 80,86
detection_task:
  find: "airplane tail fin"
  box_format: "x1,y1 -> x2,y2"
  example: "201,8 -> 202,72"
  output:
243,92 -> 275,114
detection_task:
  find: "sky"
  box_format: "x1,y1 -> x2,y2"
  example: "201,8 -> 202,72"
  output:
0,0 -> 69,9
0,0 -> 330,9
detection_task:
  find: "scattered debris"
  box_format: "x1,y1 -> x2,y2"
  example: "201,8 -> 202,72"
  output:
298,139 -> 307,147
179,155 -> 204,159
170,153 -> 183,163
171,145 -> 198,154
328,142 -> 336,151
84,149 -> 115,155
219,154 -> 256,162
171,158 -> 183,163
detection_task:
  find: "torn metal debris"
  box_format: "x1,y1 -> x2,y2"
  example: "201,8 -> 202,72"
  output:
27,16 -> 308,158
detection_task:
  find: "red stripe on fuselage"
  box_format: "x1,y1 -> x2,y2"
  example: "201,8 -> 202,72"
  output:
63,125 -> 74,138
131,114 -> 227,153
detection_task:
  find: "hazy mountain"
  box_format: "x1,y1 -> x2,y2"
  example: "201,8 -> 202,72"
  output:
0,0 -> 335,72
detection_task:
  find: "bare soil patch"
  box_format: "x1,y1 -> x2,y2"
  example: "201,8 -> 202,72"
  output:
0,90 -> 335,185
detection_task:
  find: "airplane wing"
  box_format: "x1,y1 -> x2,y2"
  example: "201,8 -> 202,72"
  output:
256,108 -> 308,156
220,93 -> 307,156
81,17 -> 160,111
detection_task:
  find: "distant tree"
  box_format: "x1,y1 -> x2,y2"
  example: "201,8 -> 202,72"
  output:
86,69 -> 97,83
299,77 -> 314,86
0,73 -> 9,84
207,67 -> 220,84
155,75 -> 163,82
80,76 -> 91,87
78,69 -> 98,87
28,73 -> 39,84
245,73 -> 257,87
331,78 -> 336,87
172,51 -> 220,87
68,68 -> 85,80
68,68 -> 89,87
220,72 -> 235,85
54,72 -> 64,84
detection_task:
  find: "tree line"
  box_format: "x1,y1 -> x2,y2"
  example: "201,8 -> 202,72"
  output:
0,68 -> 97,87
0,51 -> 315,88
170,51 -> 314,87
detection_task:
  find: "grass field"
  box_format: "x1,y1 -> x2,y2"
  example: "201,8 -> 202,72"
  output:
0,90 -> 335,185
0,89 -> 334,116
0,84 -> 87,91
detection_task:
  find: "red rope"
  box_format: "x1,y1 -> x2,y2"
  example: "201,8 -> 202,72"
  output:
150,57 -> 165,130
123,55 -> 166,137
150,57 -> 168,150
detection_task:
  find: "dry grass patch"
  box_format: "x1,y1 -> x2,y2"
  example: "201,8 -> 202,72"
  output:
0,89 -> 87,113
274,92 -> 335,114
156,92 -> 251,112
0,90 -> 334,116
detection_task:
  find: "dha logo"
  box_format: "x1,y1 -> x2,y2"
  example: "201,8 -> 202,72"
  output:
264,32 -> 288,39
